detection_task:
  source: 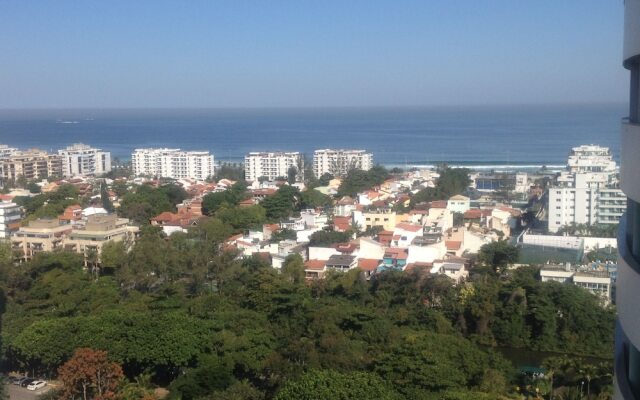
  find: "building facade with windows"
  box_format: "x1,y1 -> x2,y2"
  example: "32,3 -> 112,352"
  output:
244,152 -> 303,182
131,148 -> 214,181
548,149 -> 626,232
313,149 -> 373,178
0,202 -> 21,239
59,143 -> 111,177
615,0 -> 640,397
0,149 -> 63,183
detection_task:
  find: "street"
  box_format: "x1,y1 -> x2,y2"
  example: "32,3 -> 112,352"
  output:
7,383 -> 50,400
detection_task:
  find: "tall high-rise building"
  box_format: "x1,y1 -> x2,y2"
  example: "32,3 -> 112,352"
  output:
313,149 -> 373,178
244,152 -> 303,182
59,143 -> 111,177
615,0 -> 640,398
131,148 -> 215,181
548,145 -> 626,232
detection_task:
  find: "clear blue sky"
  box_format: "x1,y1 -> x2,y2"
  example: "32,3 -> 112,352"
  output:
0,1 -> 628,108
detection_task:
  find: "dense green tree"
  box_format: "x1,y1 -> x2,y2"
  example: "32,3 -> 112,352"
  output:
300,189 -> 332,209
274,369 -> 401,400
410,167 -> 470,208
478,241 -> 520,274
215,163 -> 245,182
337,166 -> 389,197
308,230 -> 351,247
100,182 -> 114,213
261,185 -> 301,220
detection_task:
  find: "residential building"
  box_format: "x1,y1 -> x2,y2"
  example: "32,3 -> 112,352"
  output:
615,0 -> 640,396
325,254 -> 357,272
0,202 -> 21,238
539,265 -> 612,303
568,145 -> 617,177
244,152 -> 303,182
12,219 -> 73,261
548,148 -> 625,232
59,143 -> 111,177
0,149 -> 62,183
0,145 -> 18,159
313,149 -> 373,177
447,195 -> 471,214
573,271 -> 612,302
11,214 -> 138,264
64,214 -> 139,264
131,148 -> 215,181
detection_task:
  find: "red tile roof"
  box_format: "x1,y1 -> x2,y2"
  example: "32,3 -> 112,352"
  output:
396,223 -> 422,232
430,200 -> 448,209
304,259 -> 327,271
463,209 -> 483,219
358,258 -> 380,271
445,240 -> 462,250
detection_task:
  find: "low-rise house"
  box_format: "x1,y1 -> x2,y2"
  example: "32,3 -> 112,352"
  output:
59,205 -> 83,225
447,195 -> 471,213
334,196 -> 356,217
380,248 -> 408,271
540,264 -> 574,284
325,254 -> 357,272
304,259 -> 327,279
573,271 -> 612,303
357,258 -> 380,280
431,260 -> 468,284
392,223 -> 423,248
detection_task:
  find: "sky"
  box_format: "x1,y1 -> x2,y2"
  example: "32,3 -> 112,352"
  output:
0,1 -> 629,108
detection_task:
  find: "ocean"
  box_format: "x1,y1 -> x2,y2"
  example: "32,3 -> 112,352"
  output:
0,104 -> 626,169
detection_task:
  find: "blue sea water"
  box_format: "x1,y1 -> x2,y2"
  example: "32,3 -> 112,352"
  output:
0,104 -> 626,168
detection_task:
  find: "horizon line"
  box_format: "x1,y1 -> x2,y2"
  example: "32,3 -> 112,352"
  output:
0,101 -> 628,111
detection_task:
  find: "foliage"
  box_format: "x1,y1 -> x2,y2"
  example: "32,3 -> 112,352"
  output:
100,182 -> 114,213
308,230 -> 351,247
202,182 -> 248,215
270,228 -> 297,243
337,166 -> 389,197
274,369 -> 401,400
215,163 -> 245,182
260,185 -> 301,221
478,240 -> 520,274
0,223 -> 615,400
300,189 -> 332,209
118,184 -> 187,224
557,222 -> 619,238
15,184 -> 81,220
410,167 -> 471,208
58,348 -> 123,400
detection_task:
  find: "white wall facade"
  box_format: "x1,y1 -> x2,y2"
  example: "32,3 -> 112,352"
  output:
313,149 -> 373,178
59,143 -> 111,177
244,152 -> 303,182
132,148 -> 214,181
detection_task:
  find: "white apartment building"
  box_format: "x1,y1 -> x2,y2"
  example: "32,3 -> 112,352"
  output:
59,143 -> 111,177
313,149 -> 373,178
568,145 -> 617,177
131,148 -> 214,181
0,202 -> 21,239
548,146 -> 625,232
0,145 -> 18,159
244,152 -> 303,182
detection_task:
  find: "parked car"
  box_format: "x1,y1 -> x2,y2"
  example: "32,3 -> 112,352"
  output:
15,377 -> 31,386
20,378 -> 36,387
9,376 -> 24,385
27,381 -> 47,391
